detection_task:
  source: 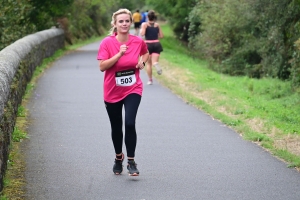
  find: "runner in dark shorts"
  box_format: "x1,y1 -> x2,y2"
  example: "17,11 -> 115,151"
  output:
132,9 -> 142,35
140,10 -> 164,85
134,22 -> 141,29
146,42 -> 163,55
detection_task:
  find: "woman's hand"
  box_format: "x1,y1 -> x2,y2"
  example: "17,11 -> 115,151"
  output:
136,61 -> 145,70
136,52 -> 149,70
99,44 -> 129,72
119,44 -> 128,56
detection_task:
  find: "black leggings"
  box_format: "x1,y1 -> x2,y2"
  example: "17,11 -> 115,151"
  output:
104,93 -> 141,158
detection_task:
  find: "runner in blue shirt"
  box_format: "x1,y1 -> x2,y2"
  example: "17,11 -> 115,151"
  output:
141,10 -> 148,23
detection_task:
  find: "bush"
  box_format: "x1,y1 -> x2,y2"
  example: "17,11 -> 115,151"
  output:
187,0 -> 300,88
0,1 -> 37,50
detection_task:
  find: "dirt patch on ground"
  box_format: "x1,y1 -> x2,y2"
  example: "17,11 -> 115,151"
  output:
274,135 -> 300,156
246,118 -> 269,134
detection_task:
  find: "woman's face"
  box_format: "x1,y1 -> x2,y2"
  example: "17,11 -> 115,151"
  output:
115,13 -> 132,34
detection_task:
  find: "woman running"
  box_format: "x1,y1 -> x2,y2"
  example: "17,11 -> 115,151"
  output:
140,10 -> 164,85
97,8 -> 149,176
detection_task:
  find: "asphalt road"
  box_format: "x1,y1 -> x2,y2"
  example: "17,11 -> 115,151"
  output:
22,39 -> 300,200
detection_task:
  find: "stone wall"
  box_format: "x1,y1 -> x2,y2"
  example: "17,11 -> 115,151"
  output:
0,28 -> 64,191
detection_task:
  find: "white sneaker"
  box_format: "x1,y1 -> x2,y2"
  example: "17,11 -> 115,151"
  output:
147,80 -> 153,85
154,63 -> 162,75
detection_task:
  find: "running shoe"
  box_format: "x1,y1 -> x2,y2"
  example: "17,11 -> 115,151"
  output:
147,80 -> 153,85
113,154 -> 124,175
154,63 -> 162,75
127,160 -> 139,176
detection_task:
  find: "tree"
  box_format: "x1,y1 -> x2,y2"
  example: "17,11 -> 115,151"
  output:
146,0 -> 197,41
187,0 -> 300,86
28,0 -> 74,31
0,0 -> 36,50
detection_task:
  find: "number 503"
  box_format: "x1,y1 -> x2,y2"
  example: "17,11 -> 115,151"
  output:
120,77 -> 132,84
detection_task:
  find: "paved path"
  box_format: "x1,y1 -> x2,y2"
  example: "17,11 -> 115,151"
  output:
22,40 -> 300,200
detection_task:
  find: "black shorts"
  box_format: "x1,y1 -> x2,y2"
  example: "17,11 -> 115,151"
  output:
134,22 -> 141,29
146,42 -> 163,54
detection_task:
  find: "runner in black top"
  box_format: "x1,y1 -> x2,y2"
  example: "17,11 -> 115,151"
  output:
140,10 -> 164,85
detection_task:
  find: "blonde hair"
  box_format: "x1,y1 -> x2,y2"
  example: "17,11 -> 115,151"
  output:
109,8 -> 133,35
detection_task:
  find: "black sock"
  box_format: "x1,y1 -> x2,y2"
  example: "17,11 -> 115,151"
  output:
116,154 -> 123,160
128,158 -> 134,162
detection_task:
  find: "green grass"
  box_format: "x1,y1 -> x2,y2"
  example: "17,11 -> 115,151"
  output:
158,23 -> 300,169
12,127 -> 28,142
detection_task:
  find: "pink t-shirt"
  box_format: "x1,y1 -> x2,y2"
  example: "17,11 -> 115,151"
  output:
97,34 -> 148,103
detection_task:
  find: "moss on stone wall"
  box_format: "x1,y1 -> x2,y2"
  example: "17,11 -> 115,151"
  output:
0,28 -> 64,192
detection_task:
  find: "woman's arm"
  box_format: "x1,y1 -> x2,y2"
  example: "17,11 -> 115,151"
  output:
136,51 -> 149,69
157,23 -> 164,38
140,22 -> 147,37
99,44 -> 128,72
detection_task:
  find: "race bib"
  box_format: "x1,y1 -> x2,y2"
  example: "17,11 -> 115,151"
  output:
115,69 -> 136,86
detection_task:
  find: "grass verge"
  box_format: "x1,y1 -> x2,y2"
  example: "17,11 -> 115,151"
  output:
155,23 -> 300,170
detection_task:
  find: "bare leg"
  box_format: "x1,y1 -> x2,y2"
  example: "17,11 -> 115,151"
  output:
135,28 -> 139,36
151,53 -> 160,63
146,55 -> 153,84
151,53 -> 162,75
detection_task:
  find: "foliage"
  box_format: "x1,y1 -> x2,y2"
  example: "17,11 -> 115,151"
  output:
187,0 -> 300,87
0,0 -> 130,50
2,0 -> 300,88
118,0 -> 146,11
64,0 -> 147,43
0,0 -> 37,50
249,0 -> 300,82
146,0 -> 197,41
291,38 -> 300,87
28,0 -> 74,31
12,127 -> 28,142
